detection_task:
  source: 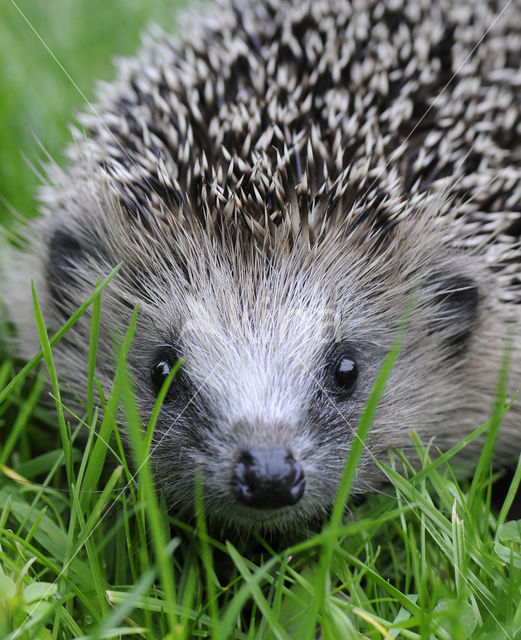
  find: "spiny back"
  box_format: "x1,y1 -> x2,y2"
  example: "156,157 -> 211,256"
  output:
52,0 -> 521,304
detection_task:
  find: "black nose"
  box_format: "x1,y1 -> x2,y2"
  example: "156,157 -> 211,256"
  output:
232,447 -> 305,509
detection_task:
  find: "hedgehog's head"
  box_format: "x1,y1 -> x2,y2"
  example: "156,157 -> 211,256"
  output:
37,164 -> 492,535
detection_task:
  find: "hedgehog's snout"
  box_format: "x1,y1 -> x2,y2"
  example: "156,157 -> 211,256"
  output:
231,446 -> 305,510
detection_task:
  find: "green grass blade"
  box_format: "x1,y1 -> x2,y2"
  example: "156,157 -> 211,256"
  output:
31,281 -> 73,483
194,474 -> 220,640
468,333 -> 513,513
300,301 -> 409,640
225,544 -> 290,640
0,264 -> 121,406
80,307 -> 138,504
144,357 -> 184,456
87,276 -> 102,426
0,372 -> 45,465
119,337 -> 181,637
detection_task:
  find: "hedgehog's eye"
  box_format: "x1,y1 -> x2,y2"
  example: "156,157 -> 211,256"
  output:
150,359 -> 174,396
332,353 -> 358,393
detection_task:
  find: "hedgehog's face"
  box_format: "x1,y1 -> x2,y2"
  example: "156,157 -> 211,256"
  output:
139,288 -> 385,534
117,238 -> 481,535
43,200 -> 482,535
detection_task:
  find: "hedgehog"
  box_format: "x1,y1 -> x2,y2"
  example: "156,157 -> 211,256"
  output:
1,0 -> 521,534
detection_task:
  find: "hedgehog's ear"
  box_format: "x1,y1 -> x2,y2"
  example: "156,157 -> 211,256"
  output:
46,227 -> 101,317
428,273 -> 479,354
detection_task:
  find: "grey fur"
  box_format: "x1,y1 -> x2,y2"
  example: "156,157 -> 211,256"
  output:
2,0 -> 521,533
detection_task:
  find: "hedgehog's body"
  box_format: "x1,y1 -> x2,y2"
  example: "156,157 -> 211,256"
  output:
3,0 -> 521,532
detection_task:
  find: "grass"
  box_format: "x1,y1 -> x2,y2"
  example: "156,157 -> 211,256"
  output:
1,1 -> 521,638
0,0 -> 184,229
1,286 -> 521,639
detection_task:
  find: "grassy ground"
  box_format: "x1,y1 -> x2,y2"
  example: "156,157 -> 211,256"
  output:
1,1 -> 521,639
1,292 -> 520,640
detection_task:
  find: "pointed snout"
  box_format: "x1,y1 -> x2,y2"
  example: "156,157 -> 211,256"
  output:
231,446 -> 305,509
